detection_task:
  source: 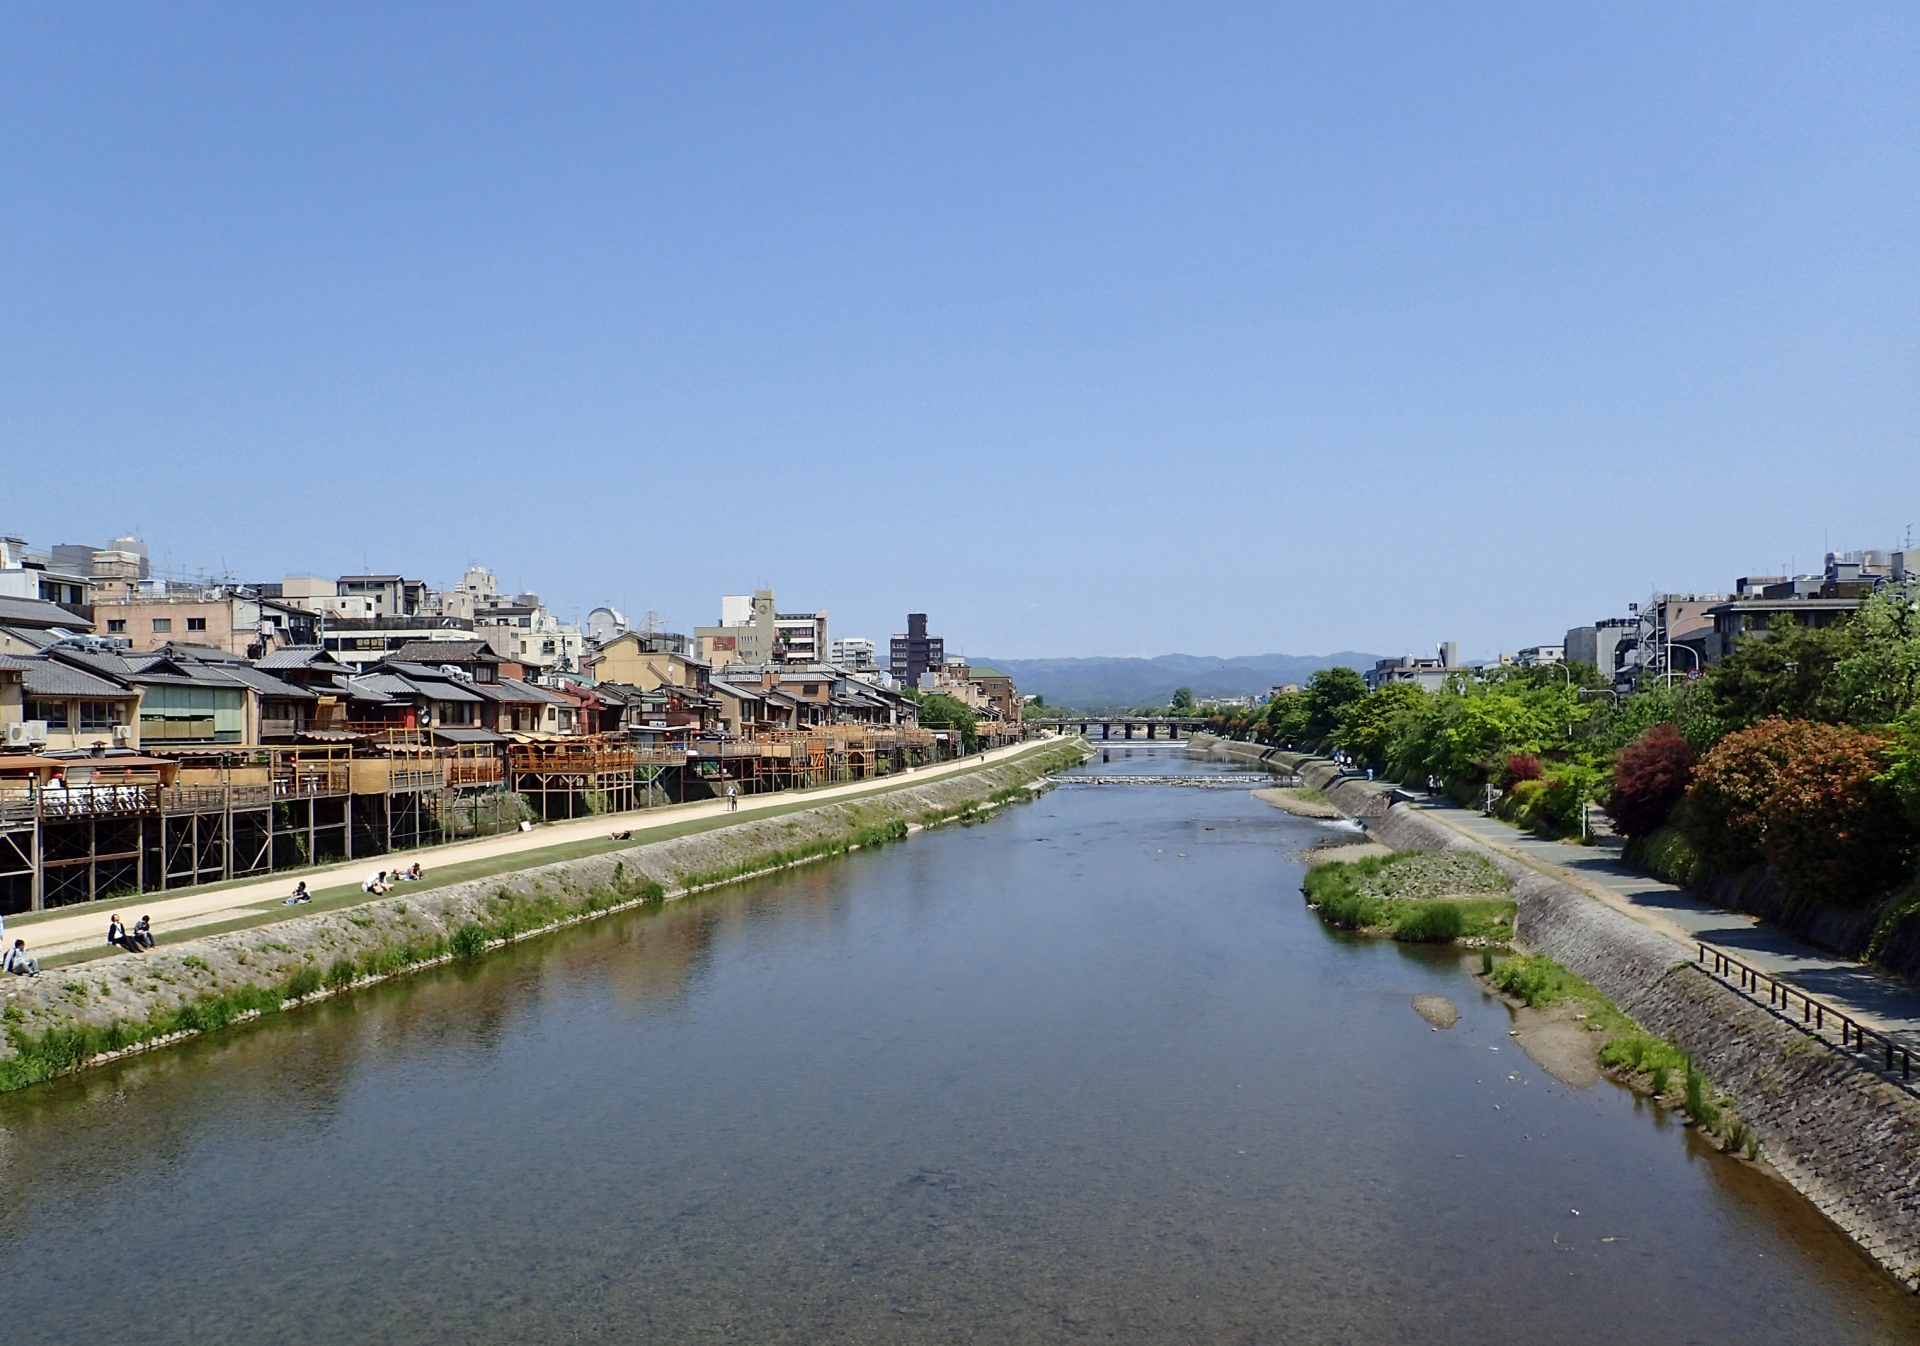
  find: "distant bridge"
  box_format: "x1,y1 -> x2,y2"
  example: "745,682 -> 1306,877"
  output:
1029,717 -> 1209,741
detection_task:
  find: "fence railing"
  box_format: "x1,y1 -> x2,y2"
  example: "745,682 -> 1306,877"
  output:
1697,943 -> 1913,1082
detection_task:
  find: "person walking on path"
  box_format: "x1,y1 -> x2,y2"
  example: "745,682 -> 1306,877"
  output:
726,783 -> 739,812
3,940 -> 38,976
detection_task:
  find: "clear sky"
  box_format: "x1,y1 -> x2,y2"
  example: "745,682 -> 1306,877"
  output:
4,3 -> 1915,661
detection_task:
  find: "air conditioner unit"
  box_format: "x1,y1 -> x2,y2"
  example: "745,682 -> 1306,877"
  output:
112,725 -> 133,744
5,721 -> 48,747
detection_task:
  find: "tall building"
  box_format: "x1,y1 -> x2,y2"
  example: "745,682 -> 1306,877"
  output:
889,613 -> 944,687
695,589 -> 825,668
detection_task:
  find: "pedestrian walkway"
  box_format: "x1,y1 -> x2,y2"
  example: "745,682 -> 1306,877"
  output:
13,737 -> 1062,964
1411,797 -> 1920,1041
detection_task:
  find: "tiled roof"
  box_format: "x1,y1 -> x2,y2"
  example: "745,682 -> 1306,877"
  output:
18,659 -> 134,698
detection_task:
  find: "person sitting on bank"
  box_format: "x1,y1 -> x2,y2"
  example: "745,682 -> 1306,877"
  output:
403,863 -> 423,881
361,871 -> 391,896
106,914 -> 143,954
3,940 -> 39,977
133,915 -> 155,950
285,880 -> 311,906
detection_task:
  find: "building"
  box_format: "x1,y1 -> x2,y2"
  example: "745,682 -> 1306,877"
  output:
1515,646 -> 1564,667
0,652 -> 142,752
92,586 -> 316,658
889,613 -> 944,687
1705,553 -> 1905,661
693,590 -> 825,669
830,637 -> 877,671
1364,642 -> 1461,692
1563,619 -> 1638,685
588,633 -> 712,692
0,596 -> 95,656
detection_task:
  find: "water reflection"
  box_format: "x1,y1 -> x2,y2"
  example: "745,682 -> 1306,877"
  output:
0,746 -> 1911,1344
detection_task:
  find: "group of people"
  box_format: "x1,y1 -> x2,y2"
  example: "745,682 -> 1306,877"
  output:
108,913 -> 154,955
361,863 -> 425,896
361,864 -> 424,896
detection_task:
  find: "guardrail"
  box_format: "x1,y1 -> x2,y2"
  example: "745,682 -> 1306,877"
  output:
1698,944 -> 1913,1082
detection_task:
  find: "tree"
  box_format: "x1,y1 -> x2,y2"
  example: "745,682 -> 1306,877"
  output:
1700,615 -> 1854,730
1604,724 -> 1695,838
1331,683 -> 1428,768
1170,687 -> 1197,714
1301,667 -> 1367,742
913,693 -> 979,752
1834,589 -> 1920,723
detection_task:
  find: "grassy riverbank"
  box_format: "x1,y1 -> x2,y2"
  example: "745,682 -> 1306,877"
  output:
0,739 -> 1091,1094
1302,851 -> 1516,944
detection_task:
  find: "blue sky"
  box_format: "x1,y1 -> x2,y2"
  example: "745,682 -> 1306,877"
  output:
3,3 -> 1914,661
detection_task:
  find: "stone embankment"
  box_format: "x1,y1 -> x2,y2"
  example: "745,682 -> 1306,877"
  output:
0,741 -> 1090,1092
1191,732 -> 1920,1290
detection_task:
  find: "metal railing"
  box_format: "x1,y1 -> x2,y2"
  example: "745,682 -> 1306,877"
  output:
1698,944 -> 1913,1082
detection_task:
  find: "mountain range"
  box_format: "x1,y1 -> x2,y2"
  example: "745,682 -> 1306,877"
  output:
971,653 -> 1382,712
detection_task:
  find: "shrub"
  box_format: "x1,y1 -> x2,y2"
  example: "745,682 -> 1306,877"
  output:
1391,901 -> 1463,943
283,966 -> 322,1000
1684,718 -> 1914,906
451,923 -> 488,960
324,957 -> 358,992
1503,754 -> 1543,785
1606,724 -> 1696,838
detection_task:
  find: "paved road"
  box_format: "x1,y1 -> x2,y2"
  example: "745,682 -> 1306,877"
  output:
1412,797 -> 1920,1042
12,737 -> 1063,961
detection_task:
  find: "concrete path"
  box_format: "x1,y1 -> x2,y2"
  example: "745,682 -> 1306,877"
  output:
1410,796 -> 1920,1041
12,737 -> 1063,961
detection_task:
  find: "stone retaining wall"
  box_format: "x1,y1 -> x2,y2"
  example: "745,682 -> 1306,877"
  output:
0,743 -> 1089,1087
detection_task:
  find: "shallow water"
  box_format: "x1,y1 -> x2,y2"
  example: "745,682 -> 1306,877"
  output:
0,745 -> 1914,1343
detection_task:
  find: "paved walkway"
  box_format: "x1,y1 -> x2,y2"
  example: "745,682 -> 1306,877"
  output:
1410,796 -> 1920,1041
12,737 -> 1062,962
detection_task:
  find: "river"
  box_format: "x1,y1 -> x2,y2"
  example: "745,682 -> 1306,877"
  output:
0,745 -> 1914,1343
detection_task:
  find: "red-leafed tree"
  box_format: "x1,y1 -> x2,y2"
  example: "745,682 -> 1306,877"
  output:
1604,725 -> 1695,838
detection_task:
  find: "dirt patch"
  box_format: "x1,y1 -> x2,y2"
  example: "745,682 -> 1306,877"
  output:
1252,787 -> 1344,818
1301,841 -> 1395,867
1506,999 -> 1603,1089
1412,995 -> 1459,1029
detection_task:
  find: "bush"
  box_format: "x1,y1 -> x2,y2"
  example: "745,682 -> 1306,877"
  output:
1503,754 -> 1543,785
1606,724 -> 1696,838
283,966 -> 322,1000
1392,901 -> 1463,942
451,923 -> 488,960
1685,718 -> 1915,906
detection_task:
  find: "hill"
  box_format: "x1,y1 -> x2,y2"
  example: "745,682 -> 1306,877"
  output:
975,652 -> 1381,712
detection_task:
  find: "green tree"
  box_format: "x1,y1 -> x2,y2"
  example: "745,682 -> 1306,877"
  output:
1170,687 -> 1197,714
1301,667 -> 1367,742
913,693 -> 979,752
1700,615 -> 1854,730
1834,589 -> 1920,723
1332,683 -> 1429,768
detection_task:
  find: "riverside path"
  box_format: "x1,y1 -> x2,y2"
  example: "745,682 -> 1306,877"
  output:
9,736 -> 1068,966
1406,794 -> 1920,1041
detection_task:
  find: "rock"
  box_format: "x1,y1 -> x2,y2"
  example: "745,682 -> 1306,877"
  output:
1413,995 -> 1459,1029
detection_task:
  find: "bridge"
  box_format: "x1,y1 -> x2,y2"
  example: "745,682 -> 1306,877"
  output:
1028,717 -> 1210,741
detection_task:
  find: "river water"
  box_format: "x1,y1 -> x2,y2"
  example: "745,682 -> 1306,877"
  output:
0,746 -> 1915,1343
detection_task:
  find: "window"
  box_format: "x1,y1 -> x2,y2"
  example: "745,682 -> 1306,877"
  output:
152,618 -> 172,633
26,699 -> 68,729
516,617 -> 531,628
541,640 -> 556,655
79,701 -> 119,731
186,617 -> 207,632
106,619 -> 126,634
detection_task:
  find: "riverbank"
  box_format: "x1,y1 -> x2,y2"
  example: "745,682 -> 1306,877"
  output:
1190,732 -> 1920,1291
0,738 -> 1091,1093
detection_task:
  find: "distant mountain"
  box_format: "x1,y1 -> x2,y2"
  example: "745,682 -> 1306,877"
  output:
975,653 -> 1382,712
